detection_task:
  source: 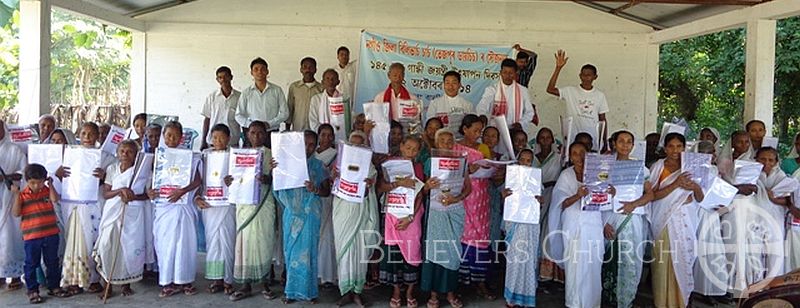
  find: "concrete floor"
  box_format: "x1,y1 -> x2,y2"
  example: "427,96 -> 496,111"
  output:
0,255 -> 737,307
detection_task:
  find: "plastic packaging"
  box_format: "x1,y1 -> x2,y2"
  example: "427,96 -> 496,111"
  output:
27,144 -> 64,175
382,159 -> 418,217
503,165 -> 542,224
271,131 -> 309,191
152,147 -> 193,204
203,150 -> 230,206
228,148 -> 261,204
364,102 -> 390,154
733,159 -> 763,185
582,153 -> 615,211
62,146 -> 101,202
333,142 -> 373,203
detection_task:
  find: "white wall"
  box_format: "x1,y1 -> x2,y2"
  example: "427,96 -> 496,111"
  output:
135,0 -> 659,147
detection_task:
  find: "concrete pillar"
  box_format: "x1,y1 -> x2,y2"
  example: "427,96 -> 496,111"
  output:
17,0 -> 51,125
643,43 -> 660,134
130,32 -> 147,117
743,19 -> 776,135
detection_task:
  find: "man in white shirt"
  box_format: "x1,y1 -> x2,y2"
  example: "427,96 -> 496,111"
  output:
546,49 -> 609,152
235,57 -> 288,145
287,57 -> 324,131
309,69 -> 349,141
476,58 -> 535,129
201,66 -> 241,149
372,63 -> 419,123
334,46 -> 357,105
425,71 -> 473,129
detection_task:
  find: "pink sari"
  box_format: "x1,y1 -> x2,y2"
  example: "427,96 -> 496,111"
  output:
454,143 -> 491,249
383,160 -> 425,265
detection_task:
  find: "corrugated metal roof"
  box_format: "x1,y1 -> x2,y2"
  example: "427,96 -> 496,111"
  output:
84,0 -> 769,29
81,0 -> 193,17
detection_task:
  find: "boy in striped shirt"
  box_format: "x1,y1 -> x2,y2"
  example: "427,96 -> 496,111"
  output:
11,164 -> 71,304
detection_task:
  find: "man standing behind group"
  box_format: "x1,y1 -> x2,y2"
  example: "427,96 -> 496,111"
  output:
236,57 -> 288,145
513,44 -> 540,126
334,47 -> 357,105
287,57 -> 324,131
201,66 -> 242,149
477,59 -> 535,129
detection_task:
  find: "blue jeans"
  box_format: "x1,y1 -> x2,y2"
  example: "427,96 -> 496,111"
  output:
23,234 -> 61,292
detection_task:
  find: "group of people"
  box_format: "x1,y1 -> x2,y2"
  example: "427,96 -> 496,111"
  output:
0,43 -> 798,308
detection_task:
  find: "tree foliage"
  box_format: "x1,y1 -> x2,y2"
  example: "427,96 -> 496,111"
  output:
0,6 -> 131,119
659,16 -> 800,154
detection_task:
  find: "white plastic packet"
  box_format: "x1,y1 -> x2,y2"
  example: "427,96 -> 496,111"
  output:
503,165 -> 541,224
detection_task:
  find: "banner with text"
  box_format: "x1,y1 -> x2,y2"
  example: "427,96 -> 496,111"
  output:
354,31 -> 512,114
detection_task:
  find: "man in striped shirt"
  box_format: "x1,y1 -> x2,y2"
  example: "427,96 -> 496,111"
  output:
12,164 -> 70,303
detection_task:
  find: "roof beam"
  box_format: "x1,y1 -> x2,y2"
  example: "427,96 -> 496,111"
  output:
49,0 -> 145,32
578,0 -> 766,5
649,0 -> 800,43
575,1 -> 666,29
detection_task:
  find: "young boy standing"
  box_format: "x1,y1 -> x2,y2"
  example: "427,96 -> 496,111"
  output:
425,71 -> 473,129
546,49 -> 609,152
287,57 -> 324,131
12,164 -> 71,303
201,66 -> 242,150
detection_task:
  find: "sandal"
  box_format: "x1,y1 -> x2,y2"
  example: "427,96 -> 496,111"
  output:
390,297 -> 402,308
207,283 -> 225,294
363,280 -> 380,290
8,279 -> 22,291
87,283 -> 104,293
67,286 -> 84,296
261,289 -> 277,300
228,290 -> 251,302
223,284 -> 235,296
159,285 -> 180,298
282,297 -> 296,304
426,298 -> 439,308
407,298 -> 419,308
447,297 -> 463,308
477,287 -> 496,300
28,292 -> 44,304
121,285 -> 134,296
182,284 -> 198,295
47,288 -> 72,298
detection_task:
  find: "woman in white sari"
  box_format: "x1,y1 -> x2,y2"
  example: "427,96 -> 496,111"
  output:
551,142 -> 606,308
94,140 -> 148,296
783,133 -> 800,271
0,120 -> 27,290
691,140 -> 730,300
649,133 -> 703,307
331,131 -> 379,307
534,128 -> 564,283
601,130 -> 653,308
315,124 -> 338,288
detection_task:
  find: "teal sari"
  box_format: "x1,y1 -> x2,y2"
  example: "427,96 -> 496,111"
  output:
273,157 -> 328,301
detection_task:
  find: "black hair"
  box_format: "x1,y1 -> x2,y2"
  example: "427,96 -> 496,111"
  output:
250,57 -> 268,69
755,146 -> 779,161
425,117 -> 443,129
745,119 -> 765,131
402,135 -> 422,147
133,113 -> 147,124
565,142 -> 588,168
24,164 -> 47,181
575,132 -> 593,143
501,58 -> 518,71
164,120 -> 182,133
215,66 -> 232,76
337,46 -> 349,54
147,123 -> 162,132
300,57 -> 316,67
581,64 -> 597,75
211,123 -> 231,136
731,130 -> 748,141
512,129 -> 528,141
248,121 -> 267,134
317,123 -> 334,136
304,130 -> 319,144
443,70 -> 461,83
483,126 -> 499,136
478,115 -> 489,127
82,122 -> 99,134
516,52 -> 530,60
518,148 -> 535,161
664,132 -> 686,146
613,130 -> 634,142
458,114 -> 482,135
536,127 -> 553,141
322,69 -> 338,79
390,120 -> 403,131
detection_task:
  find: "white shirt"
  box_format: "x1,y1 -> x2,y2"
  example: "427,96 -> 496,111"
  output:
476,82 -> 535,125
335,60 -> 357,101
309,91 -> 348,141
559,86 -> 609,137
201,88 -> 241,146
235,81 -> 288,129
372,88 -> 419,122
425,94 -> 474,126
